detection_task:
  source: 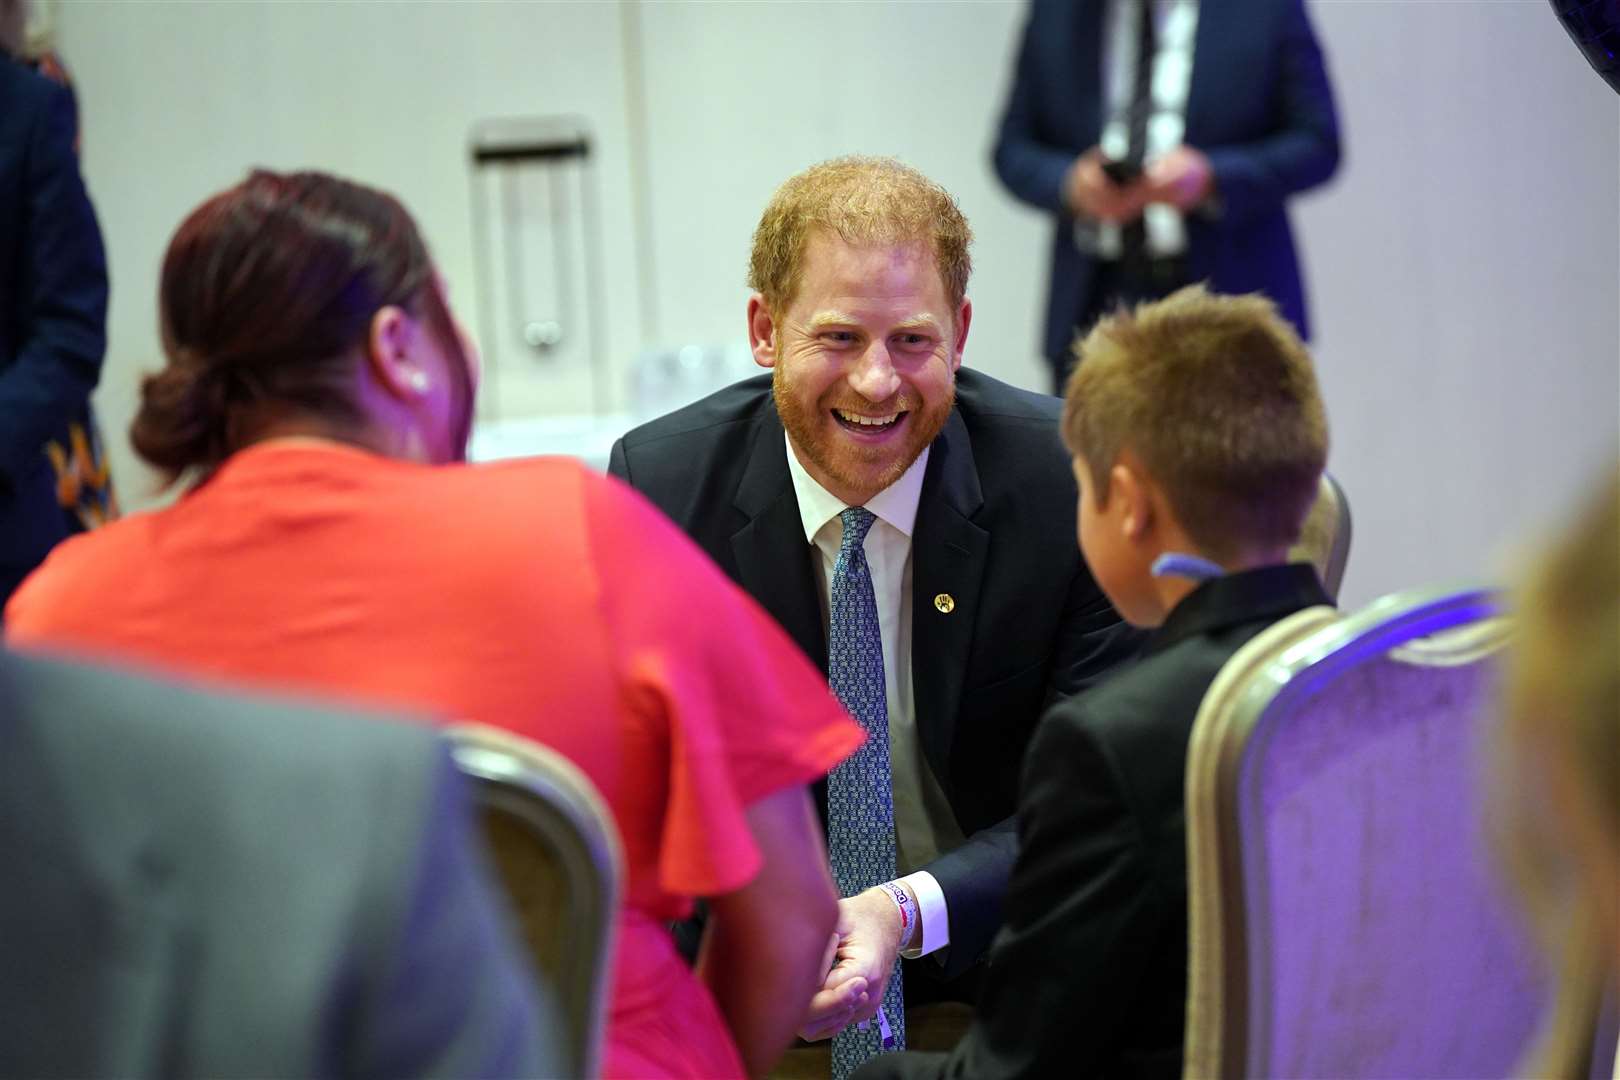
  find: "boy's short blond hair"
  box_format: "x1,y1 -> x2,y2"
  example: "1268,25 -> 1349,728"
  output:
1062,285 -> 1328,561
747,156 -> 972,316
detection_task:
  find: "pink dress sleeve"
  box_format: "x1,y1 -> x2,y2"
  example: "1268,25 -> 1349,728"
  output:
582,470 -> 863,901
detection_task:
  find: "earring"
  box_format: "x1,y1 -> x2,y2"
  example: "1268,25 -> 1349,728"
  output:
408,370 -> 430,393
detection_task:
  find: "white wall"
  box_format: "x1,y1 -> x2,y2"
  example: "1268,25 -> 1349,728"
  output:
1300,3 -> 1619,604
634,0 -> 1049,396
61,0 -> 641,500
58,0 -> 1619,605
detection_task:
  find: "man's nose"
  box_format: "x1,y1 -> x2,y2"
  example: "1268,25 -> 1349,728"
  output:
849,342 -> 901,402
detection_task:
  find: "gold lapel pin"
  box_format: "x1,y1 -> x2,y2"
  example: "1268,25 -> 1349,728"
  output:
934,593 -> 955,614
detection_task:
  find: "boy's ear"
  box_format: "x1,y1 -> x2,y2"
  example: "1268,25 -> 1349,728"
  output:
1111,459 -> 1154,541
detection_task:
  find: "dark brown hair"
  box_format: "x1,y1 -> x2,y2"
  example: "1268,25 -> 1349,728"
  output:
1062,285 -> 1328,560
133,169 -> 469,484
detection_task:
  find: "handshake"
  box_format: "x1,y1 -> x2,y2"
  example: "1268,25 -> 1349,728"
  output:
797,886 -> 916,1042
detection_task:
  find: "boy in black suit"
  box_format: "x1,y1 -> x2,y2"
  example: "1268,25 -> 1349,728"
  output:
859,284 -> 1332,1079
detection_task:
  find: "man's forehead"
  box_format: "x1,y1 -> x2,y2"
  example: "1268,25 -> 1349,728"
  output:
794,234 -> 947,300
803,226 -> 933,264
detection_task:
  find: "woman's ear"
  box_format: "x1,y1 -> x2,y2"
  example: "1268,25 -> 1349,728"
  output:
366,305 -> 430,399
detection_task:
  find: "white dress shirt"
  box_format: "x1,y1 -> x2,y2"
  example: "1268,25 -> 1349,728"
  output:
784,433 -> 961,958
1081,0 -> 1202,259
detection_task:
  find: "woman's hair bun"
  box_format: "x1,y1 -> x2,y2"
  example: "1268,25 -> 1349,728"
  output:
129,359 -> 234,479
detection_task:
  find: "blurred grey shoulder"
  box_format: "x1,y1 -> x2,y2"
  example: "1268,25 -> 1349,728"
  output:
3,651 -> 439,833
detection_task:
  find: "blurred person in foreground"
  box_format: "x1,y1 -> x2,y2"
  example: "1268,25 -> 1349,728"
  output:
611,156 -> 1143,1076
859,285 -> 1330,1078
992,0 -> 1340,393
1496,470 -> 1619,1079
5,169 -> 861,1080
0,645 -> 557,1078
0,0 -> 109,612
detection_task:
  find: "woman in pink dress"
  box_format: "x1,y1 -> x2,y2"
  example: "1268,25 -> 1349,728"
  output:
7,170 -> 871,1078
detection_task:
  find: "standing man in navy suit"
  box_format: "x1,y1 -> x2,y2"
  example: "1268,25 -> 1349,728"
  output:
609,157 -> 1142,1070
0,28 -> 108,611
993,0 -> 1341,392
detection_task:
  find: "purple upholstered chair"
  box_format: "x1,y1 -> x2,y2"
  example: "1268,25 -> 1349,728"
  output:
1184,586 -> 1552,1079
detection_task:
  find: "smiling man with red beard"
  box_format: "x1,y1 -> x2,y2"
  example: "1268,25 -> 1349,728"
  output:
610,156 -> 1143,1077
766,231 -> 960,506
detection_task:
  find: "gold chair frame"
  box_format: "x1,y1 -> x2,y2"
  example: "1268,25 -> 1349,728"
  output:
448,724 -> 623,1080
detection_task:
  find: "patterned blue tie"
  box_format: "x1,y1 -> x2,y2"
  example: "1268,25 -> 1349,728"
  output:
826,507 -> 905,1078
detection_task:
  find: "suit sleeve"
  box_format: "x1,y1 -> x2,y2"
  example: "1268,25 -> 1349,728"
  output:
350,746 -> 563,1080
1202,0 -> 1341,227
934,709 -> 1171,1080
1049,565 -> 1147,702
923,564 -> 1145,967
916,577 -> 1142,976
0,79 -> 107,491
925,476 -> 1144,977
990,0 -> 1076,215
917,816 -> 1017,978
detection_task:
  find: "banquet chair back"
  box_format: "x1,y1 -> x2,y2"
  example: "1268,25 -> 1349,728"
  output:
1288,471 -> 1352,601
1183,585 -> 1546,1079
448,724 -> 623,1079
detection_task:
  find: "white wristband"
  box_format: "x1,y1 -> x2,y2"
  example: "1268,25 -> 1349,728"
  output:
879,881 -> 919,951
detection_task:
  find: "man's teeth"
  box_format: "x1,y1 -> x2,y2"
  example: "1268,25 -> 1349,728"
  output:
835,409 -> 900,427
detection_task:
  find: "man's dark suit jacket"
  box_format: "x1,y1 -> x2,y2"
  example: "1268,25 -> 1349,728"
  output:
0,56 -> 108,595
0,649 -> 557,1078
992,0 -> 1341,364
608,368 -> 1142,976
856,564 -> 1331,1079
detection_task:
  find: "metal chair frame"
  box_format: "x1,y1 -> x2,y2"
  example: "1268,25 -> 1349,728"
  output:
1288,471 -> 1354,602
448,724 -> 623,1080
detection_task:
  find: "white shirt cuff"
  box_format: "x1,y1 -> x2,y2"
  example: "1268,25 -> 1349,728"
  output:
897,870 -> 948,958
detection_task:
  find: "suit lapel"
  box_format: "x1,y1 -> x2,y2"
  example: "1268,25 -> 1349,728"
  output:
910,409 -> 988,787
729,408 -> 827,672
